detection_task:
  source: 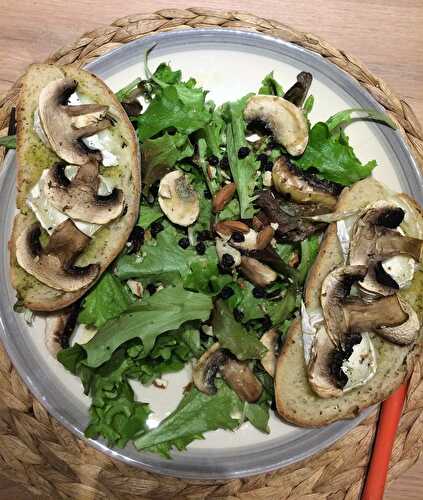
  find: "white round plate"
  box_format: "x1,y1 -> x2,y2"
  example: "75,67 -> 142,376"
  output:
0,29 -> 421,479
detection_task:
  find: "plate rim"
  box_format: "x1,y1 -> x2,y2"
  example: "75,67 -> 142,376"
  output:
1,27 -> 420,480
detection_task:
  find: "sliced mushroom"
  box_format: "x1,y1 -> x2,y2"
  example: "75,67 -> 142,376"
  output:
16,219 -> 100,291
283,72 -> 313,107
349,202 -> 423,296
38,78 -> 112,165
42,161 -> 125,224
239,256 -> 278,287
244,95 -> 309,156
158,170 -> 199,226
192,343 -> 262,402
44,303 -> 80,356
260,329 -> 278,377
272,156 -> 340,208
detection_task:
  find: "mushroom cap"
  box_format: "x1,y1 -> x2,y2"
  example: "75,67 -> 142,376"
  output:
16,220 -> 100,292
158,170 -> 200,226
43,161 -> 125,224
192,342 -> 227,395
244,95 -> 309,156
38,78 -> 112,165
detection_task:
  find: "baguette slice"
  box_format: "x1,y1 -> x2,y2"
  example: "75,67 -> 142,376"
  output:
9,64 -> 140,312
275,177 -> 423,426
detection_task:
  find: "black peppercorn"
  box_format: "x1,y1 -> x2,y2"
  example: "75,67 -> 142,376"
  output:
197,230 -> 211,242
146,283 -> 157,295
220,286 -> 234,300
178,237 -> 190,249
220,156 -> 229,168
221,253 -> 235,269
252,287 -> 266,299
264,160 -> 274,172
208,155 -> 219,166
195,241 -> 206,255
261,315 -> 272,330
238,146 -> 250,159
150,221 -> 164,237
231,231 -> 245,243
233,308 -> 244,322
128,226 -> 144,254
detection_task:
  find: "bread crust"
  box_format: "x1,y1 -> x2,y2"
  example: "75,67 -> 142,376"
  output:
10,64 -> 140,311
275,177 -> 423,426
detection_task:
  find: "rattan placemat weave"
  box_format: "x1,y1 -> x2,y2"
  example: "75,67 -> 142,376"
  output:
1,8 -> 423,499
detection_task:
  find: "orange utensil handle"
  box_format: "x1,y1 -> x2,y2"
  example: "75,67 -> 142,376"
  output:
361,384 -> 407,500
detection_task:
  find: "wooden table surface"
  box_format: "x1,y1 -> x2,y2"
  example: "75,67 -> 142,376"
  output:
0,1 -> 422,498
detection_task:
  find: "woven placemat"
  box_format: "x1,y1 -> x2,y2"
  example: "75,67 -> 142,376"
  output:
1,8 -> 423,499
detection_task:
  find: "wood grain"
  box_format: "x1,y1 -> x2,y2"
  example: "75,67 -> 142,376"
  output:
0,1 -> 422,498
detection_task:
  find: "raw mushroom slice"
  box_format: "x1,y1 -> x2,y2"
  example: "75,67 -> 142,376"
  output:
192,343 -> 262,403
244,95 -> 309,156
239,256 -> 278,288
158,170 -> 200,226
16,219 -> 100,292
272,156 -> 340,208
42,161 -> 125,224
38,78 -> 113,165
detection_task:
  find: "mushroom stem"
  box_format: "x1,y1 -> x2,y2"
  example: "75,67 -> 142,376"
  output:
220,360 -> 263,403
239,256 -> 278,287
344,295 -> 408,332
74,118 -> 112,139
65,103 -> 108,117
375,230 -> 423,261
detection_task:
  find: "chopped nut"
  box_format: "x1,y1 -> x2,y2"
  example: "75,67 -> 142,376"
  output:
212,183 -> 236,213
256,226 -> 275,250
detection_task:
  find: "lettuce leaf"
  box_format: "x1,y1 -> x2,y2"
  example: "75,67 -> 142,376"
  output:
258,72 -> 284,96
294,122 -> 377,185
296,234 -> 320,284
82,285 -> 212,368
134,381 -> 243,457
212,300 -> 267,360
137,203 -> 163,228
326,108 -> 396,133
78,273 -> 135,329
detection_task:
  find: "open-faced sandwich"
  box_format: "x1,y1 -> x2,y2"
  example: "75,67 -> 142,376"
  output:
9,64 -> 140,311
2,57 -> 422,457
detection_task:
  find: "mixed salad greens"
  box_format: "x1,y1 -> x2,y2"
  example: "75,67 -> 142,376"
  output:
3,56 -> 395,457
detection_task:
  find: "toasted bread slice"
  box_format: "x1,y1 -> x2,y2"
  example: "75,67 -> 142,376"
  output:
275,177 -> 423,426
9,64 -> 140,312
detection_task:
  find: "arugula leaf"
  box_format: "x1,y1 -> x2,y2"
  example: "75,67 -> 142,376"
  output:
141,132 -> 194,189
296,234 -> 320,284
83,285 -> 213,367
258,72 -> 284,96
78,273 -> 135,329
212,300 -> 266,360
137,203 -> 163,229
0,135 -> 16,149
115,224 -> 196,284
294,122 -> 377,185
134,381 -> 242,457
137,84 -> 211,141
326,108 -> 396,133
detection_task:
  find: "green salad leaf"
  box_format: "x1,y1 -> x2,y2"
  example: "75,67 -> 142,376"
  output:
212,300 -> 267,360
115,77 -> 142,102
224,96 -> 260,218
326,108 -> 396,133
115,224 -> 195,284
138,203 -> 163,228
79,273 -> 135,329
258,72 -> 284,96
134,381 -> 242,457
266,287 -> 298,326
83,285 -> 213,368
296,234 -> 320,284
0,135 -> 16,149
294,122 -> 377,185
245,401 -> 270,434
